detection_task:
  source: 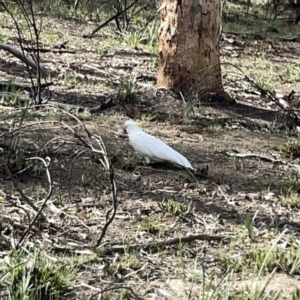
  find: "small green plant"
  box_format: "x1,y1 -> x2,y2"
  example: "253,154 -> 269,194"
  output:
254,78 -> 274,92
249,247 -> 277,274
284,64 -> 300,83
123,151 -> 139,166
180,124 -> 197,133
56,3 -> 72,19
290,247 -> 300,275
290,288 -> 300,300
286,169 -> 300,187
40,31 -> 59,44
139,216 -> 163,234
199,260 -> 237,300
3,250 -> 77,300
205,122 -> 222,134
97,45 -> 108,56
61,74 -> 78,85
273,39 -> 281,46
140,114 -> 154,123
218,251 -> 242,273
257,47 -> 267,59
183,101 -> 194,124
244,47 -> 253,55
160,198 -> 195,217
246,235 -> 299,276
281,190 -> 300,208
232,156 -> 243,170
33,184 -> 44,201
121,251 -> 139,269
281,139 -> 300,159
0,34 -> 10,43
2,80 -> 25,107
256,170 -> 300,197
179,168 -> 199,183
242,211 -> 258,237
116,77 -> 137,104
167,113 -> 181,125
143,20 -> 158,49
179,92 -> 194,124
120,30 -> 146,48
107,115 -> 120,126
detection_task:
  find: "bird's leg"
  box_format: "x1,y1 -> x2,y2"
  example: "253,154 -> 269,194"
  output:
142,156 -> 151,166
137,157 -> 151,166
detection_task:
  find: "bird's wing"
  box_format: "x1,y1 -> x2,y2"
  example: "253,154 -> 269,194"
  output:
130,131 -> 193,169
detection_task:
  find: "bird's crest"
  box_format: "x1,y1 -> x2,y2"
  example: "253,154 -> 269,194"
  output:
125,120 -> 143,127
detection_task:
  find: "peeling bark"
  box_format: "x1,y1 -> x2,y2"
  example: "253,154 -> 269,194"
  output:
157,0 -> 222,95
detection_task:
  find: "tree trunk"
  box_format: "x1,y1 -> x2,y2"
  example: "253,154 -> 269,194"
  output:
157,0 -> 222,96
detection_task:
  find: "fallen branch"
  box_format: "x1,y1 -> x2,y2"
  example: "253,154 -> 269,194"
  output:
6,220 -> 40,233
50,233 -> 227,254
83,0 -> 140,38
223,31 -> 300,42
221,151 -> 287,164
221,151 -> 300,175
0,43 -> 55,75
23,47 -> 75,54
47,98 -> 116,114
101,233 -> 227,254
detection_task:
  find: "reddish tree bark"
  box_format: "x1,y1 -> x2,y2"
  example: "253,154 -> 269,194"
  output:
157,0 -> 222,95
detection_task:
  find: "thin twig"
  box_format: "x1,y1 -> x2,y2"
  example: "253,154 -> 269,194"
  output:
222,62 -> 299,122
101,233 -> 227,254
83,0 -> 140,38
221,151 -> 297,169
88,285 -> 142,300
3,165 -> 41,214
94,162 -> 118,248
17,156 -> 52,249
221,151 -> 287,163
257,267 -> 278,298
0,1 -> 54,106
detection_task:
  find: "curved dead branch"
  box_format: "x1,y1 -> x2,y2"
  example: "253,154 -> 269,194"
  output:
0,43 -> 56,75
101,233 -> 227,254
17,156 -> 52,249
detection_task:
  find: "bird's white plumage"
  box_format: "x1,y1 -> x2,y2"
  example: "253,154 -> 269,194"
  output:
124,120 -> 193,169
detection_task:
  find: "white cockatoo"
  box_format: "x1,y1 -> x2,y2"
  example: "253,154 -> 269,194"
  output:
123,120 -> 193,169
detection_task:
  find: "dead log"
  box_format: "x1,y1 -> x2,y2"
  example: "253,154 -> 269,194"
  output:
0,43 -> 56,75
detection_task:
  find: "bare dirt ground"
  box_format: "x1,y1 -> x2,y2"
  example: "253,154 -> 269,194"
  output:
1,5 -> 300,300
